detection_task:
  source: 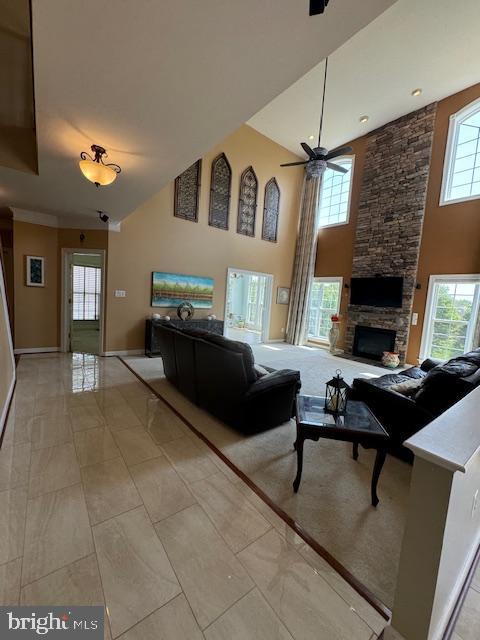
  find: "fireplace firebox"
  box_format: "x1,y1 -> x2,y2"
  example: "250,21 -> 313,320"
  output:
353,325 -> 396,361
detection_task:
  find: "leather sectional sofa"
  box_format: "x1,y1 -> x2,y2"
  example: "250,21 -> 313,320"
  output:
351,347 -> 480,460
155,322 -> 301,431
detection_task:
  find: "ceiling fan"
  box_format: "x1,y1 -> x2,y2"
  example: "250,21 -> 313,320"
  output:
309,0 -> 331,16
280,57 -> 352,174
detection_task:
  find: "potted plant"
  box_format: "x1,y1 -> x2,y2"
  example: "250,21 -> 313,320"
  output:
329,314 -> 341,354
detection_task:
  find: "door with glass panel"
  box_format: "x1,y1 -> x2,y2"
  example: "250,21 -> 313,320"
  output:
245,275 -> 266,332
421,277 -> 480,360
307,277 -> 342,342
69,253 -> 103,354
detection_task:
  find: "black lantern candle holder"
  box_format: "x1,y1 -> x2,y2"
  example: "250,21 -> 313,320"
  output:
325,369 -> 349,416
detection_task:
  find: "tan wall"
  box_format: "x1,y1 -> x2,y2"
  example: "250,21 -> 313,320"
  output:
13,222 -> 108,349
14,221 -> 58,349
0,237 -> 15,431
314,83 -> 480,363
314,136 -> 368,348
105,124 -> 303,351
407,83 -> 480,363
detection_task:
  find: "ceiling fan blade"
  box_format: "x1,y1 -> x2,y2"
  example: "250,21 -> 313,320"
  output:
325,146 -> 353,161
280,161 -> 309,167
309,0 -> 329,16
301,142 -> 317,159
327,162 -> 348,174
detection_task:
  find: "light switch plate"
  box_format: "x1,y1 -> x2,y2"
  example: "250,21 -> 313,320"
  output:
411,312 -> 418,326
114,290 -> 126,298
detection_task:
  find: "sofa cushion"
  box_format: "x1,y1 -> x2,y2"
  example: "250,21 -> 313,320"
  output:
414,348 -> 480,416
197,333 -> 258,384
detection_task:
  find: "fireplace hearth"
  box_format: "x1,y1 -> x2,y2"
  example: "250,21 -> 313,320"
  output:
353,325 -> 396,362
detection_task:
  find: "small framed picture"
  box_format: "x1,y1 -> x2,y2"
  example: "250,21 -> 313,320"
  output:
276,286 -> 290,305
26,256 -> 45,287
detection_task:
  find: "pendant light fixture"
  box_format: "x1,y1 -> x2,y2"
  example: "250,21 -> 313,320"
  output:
79,145 -> 121,187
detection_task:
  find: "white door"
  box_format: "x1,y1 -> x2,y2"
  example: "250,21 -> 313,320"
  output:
225,268 -> 273,343
421,276 -> 480,360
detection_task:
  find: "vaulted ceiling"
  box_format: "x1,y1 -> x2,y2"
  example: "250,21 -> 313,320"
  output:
0,0 -> 395,225
249,0 -> 480,155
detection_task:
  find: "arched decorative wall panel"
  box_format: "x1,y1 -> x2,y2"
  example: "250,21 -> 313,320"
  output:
209,153 -> 232,230
262,177 -> 280,242
237,166 -> 258,237
174,159 -> 201,222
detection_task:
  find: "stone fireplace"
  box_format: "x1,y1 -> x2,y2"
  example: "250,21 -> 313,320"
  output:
344,103 -> 437,364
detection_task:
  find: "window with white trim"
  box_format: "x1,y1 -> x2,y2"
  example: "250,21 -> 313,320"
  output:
317,157 -> 354,228
72,266 -> 101,320
307,277 -> 342,341
441,98 -> 480,204
421,276 -> 480,361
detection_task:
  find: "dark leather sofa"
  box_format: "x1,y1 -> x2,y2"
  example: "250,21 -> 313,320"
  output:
351,347 -> 480,460
155,322 -> 301,431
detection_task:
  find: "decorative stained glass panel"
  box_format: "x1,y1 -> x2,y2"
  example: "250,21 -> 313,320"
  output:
262,177 -> 280,242
174,160 -> 201,221
209,153 -> 231,230
237,166 -> 257,237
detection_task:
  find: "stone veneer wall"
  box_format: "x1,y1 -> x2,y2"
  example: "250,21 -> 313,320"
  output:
345,103 -> 437,363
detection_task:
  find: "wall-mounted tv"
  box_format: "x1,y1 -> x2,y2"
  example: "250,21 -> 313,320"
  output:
350,277 -> 403,308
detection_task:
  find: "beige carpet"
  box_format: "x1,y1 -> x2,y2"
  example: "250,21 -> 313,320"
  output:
125,344 -> 411,608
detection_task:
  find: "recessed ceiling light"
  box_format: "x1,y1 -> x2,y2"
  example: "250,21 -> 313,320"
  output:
308,135 -> 315,141
359,115 -> 369,123
411,88 -> 422,97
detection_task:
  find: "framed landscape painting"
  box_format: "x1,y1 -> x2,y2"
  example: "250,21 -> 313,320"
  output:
151,271 -> 214,308
26,256 -> 45,287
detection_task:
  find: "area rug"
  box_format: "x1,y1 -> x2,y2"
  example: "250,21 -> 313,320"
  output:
124,344 -> 412,609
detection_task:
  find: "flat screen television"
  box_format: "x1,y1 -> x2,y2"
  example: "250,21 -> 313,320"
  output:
350,276 -> 403,308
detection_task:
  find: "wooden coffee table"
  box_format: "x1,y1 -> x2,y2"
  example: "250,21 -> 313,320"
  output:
293,395 -> 389,507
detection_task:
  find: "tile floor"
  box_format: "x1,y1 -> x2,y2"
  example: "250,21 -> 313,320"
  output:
0,353 -> 386,639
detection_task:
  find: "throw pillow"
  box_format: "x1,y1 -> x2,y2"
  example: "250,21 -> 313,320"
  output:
390,378 -> 423,397
254,364 -> 269,378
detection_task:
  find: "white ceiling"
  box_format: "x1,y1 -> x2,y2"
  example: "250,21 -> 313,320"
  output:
0,0 -> 395,224
249,0 -> 480,156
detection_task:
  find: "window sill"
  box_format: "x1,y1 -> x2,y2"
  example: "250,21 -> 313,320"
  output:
439,193 -> 480,207
317,220 -> 350,230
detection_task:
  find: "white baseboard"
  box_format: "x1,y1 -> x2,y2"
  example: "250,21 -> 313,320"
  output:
266,339 -> 286,344
0,374 -> 16,437
102,349 -> 144,357
14,347 -> 60,355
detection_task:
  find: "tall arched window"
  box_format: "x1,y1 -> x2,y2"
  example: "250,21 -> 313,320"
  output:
209,153 -> 231,230
262,177 -> 280,242
441,98 -> 480,205
237,166 -> 258,237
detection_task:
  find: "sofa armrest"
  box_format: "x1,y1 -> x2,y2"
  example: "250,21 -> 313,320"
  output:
420,357 -> 444,372
351,377 -> 434,443
244,369 -> 301,399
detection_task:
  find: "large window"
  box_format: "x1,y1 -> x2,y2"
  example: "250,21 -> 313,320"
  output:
307,277 -> 342,341
72,266 -> 101,320
421,276 -> 480,360
318,157 -> 354,228
441,98 -> 480,205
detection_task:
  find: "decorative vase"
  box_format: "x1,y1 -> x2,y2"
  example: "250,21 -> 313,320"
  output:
328,321 -> 340,354
382,351 -> 400,369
